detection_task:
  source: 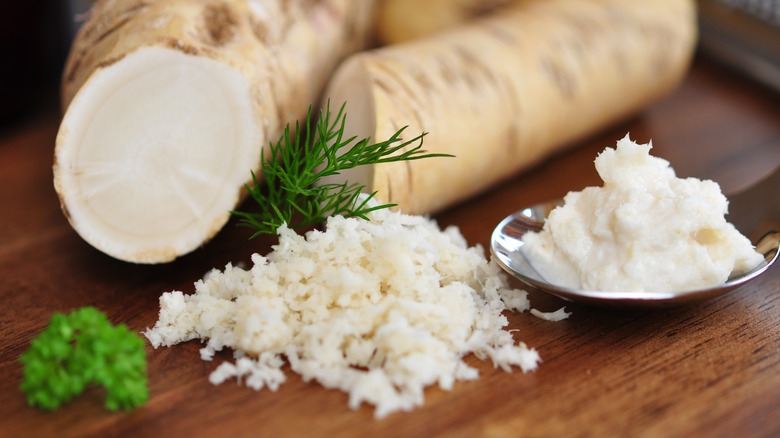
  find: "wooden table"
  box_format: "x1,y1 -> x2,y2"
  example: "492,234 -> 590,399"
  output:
2,55 -> 779,437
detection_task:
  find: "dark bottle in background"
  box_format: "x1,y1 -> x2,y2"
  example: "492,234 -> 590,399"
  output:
0,1 -> 88,127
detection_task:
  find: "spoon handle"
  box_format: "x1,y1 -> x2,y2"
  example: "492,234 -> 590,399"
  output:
726,165 -> 780,240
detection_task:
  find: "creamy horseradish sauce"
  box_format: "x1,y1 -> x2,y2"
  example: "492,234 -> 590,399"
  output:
522,135 -> 763,292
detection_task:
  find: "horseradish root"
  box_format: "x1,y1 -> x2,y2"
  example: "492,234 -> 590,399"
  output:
324,0 -> 696,214
54,0 -> 375,263
375,0 -> 520,44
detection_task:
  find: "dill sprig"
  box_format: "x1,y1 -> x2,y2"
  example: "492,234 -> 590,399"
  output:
232,101 -> 452,237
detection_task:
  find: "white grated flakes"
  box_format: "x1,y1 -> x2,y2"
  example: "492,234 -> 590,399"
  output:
144,206 -> 544,418
530,307 -> 572,322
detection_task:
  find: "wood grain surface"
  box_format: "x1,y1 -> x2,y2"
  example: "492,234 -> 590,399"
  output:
1,55 -> 779,438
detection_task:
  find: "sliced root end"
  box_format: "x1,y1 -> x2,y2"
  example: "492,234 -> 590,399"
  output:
55,46 -> 262,263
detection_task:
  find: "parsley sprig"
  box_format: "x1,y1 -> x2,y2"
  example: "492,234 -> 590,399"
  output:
20,307 -> 148,411
232,101 -> 452,237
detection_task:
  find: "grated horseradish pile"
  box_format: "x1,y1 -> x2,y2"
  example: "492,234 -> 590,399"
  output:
522,135 -> 764,292
144,205 -> 548,418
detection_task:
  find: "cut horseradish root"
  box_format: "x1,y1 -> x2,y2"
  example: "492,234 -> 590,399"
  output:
53,0 -> 376,263
322,0 -> 696,215
55,48 -> 258,263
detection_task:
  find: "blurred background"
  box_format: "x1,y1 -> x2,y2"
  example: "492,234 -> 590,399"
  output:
0,0 -> 89,127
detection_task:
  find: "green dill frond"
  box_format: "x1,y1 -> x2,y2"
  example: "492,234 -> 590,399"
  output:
232,100 -> 452,236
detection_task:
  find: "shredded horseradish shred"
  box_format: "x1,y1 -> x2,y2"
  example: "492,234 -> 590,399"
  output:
144,205 -> 553,418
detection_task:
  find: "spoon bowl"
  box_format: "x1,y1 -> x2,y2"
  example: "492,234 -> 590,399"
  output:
491,166 -> 780,308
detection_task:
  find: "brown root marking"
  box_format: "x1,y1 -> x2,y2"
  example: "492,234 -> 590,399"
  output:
410,67 -> 435,96
64,54 -> 83,86
162,37 -> 200,56
540,56 -> 575,98
95,55 -> 126,70
203,2 -> 238,46
373,60 -> 419,106
372,76 -> 394,95
465,0 -> 517,18
483,22 -> 518,45
90,0 -> 151,44
91,14 -> 133,47
79,1 -> 148,43
451,45 -> 494,93
250,17 -> 269,44
434,55 -> 458,87
501,72 -> 522,123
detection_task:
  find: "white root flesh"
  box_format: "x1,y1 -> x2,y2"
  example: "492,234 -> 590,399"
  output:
54,0 -> 376,263
324,0 -> 697,214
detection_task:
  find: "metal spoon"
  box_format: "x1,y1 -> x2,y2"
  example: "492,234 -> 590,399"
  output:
491,166 -> 780,308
